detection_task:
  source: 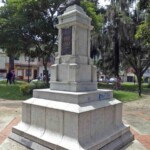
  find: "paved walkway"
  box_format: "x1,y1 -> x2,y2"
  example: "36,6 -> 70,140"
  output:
122,95 -> 150,150
0,96 -> 150,150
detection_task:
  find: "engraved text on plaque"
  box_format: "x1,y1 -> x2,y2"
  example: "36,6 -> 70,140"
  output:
61,27 -> 72,55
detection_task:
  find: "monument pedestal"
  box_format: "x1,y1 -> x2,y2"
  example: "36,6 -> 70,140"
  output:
10,89 -> 133,150
10,4 -> 133,150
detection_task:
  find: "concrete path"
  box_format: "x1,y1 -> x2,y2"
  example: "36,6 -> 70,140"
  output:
123,95 -> 150,150
0,96 -> 150,150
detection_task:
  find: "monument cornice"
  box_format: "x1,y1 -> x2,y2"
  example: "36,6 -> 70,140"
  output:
56,21 -> 93,30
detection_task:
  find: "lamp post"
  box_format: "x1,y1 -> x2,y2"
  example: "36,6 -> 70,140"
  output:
28,57 -> 30,83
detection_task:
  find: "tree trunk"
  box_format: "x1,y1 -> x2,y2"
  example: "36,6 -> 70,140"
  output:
43,58 -> 49,86
114,40 -> 119,76
9,55 -> 14,70
114,25 -> 119,76
44,65 -> 49,84
136,72 -> 142,97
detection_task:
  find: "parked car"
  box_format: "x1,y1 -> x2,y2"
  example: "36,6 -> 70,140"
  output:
30,79 -> 39,83
98,78 -> 103,82
109,77 -> 117,83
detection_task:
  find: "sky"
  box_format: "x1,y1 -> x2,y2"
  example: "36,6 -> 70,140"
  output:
0,0 -> 4,7
99,0 -> 110,7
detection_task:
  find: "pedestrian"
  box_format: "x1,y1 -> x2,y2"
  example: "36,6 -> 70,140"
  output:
6,70 -> 13,84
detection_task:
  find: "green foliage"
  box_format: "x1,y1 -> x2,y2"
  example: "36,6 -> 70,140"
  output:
0,80 -> 7,84
94,0 -> 150,96
138,0 -> 150,11
20,81 -> 48,95
98,82 -> 113,89
0,0 -> 64,82
0,79 -> 48,99
98,82 -> 148,92
98,82 -> 148,102
81,1 -> 103,31
0,79 -> 150,101
20,84 -> 34,95
30,81 -> 49,89
0,83 -> 30,100
121,83 -> 138,91
0,79 -> 26,85
0,1 -> 24,51
147,78 -> 150,88
135,22 -> 150,44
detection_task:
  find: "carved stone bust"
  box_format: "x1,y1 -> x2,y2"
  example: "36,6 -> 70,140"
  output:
58,0 -> 80,15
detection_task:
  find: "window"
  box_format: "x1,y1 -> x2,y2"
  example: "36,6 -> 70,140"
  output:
18,70 -> 23,76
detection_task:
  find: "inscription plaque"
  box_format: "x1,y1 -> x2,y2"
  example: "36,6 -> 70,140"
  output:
61,27 -> 72,55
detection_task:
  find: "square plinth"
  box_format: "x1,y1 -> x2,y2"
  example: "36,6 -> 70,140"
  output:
10,89 -> 134,150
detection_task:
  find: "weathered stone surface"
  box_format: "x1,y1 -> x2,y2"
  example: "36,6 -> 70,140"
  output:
10,96 -> 133,150
50,5 -> 96,92
10,4 -> 133,150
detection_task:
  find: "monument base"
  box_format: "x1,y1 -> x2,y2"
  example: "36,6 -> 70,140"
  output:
9,89 -> 134,150
10,128 -> 133,150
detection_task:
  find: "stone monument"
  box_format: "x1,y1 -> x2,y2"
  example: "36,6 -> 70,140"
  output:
10,4 -> 134,150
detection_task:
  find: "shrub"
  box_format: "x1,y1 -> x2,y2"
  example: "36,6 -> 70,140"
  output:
0,79 -> 26,85
147,78 -> 150,88
121,84 -> 138,91
98,82 -> 114,89
20,81 -> 49,95
20,84 -> 35,95
98,82 -> 145,91
31,81 -> 49,89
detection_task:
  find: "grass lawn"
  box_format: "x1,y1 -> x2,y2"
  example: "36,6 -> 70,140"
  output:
0,80 -> 150,102
99,82 -> 150,102
113,90 -> 140,102
0,80 -> 31,100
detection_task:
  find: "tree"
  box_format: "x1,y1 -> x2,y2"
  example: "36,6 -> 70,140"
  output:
0,1 -> 24,70
18,0 -> 66,84
136,0 -> 150,44
95,0 -> 150,96
0,0 -> 103,77
80,0 -> 103,66
120,0 -> 150,96
97,0 -> 138,76
81,0 -> 103,31
0,0 -> 65,83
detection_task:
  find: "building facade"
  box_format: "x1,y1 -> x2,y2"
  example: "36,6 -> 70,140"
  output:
0,50 -> 7,77
0,50 -> 54,81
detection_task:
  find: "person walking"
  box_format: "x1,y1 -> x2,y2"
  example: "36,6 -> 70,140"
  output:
6,70 -> 13,84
